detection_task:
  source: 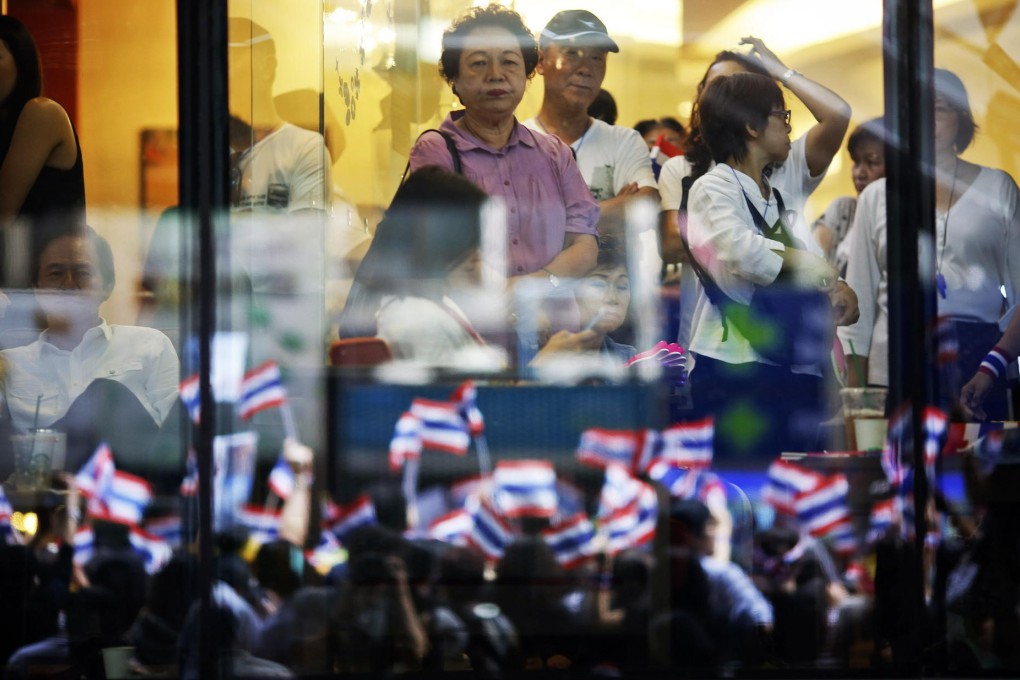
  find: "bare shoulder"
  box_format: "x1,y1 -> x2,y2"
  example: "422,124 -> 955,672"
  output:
17,97 -> 72,132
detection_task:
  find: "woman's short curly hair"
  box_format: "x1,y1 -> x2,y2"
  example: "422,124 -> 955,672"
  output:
439,3 -> 539,84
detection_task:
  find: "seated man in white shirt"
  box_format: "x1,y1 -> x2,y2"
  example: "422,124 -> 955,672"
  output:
1,224 -> 179,472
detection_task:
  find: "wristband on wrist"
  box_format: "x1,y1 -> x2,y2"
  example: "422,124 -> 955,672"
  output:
978,346 -> 1014,379
779,68 -> 800,86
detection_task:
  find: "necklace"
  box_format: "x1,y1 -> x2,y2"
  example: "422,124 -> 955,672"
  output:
935,156 -> 959,299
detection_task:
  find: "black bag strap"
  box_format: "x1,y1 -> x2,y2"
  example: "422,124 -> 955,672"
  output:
675,182 -> 799,343
676,176 -> 738,342
399,129 -> 462,185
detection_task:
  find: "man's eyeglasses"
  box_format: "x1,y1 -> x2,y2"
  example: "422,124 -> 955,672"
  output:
770,109 -> 792,125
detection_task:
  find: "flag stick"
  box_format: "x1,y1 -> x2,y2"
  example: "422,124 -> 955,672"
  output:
264,489 -> 280,516
402,456 -> 421,534
280,403 -> 299,442
474,434 -> 492,477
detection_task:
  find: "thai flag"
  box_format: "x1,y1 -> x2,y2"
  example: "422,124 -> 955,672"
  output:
236,504 -> 281,544
451,380 -> 485,436
648,463 -> 725,507
409,398 -> 470,454
868,498 -> 896,543
450,475 -> 486,509
305,530 -> 345,573
267,456 -> 295,500
922,407 -> 948,482
648,461 -> 699,499
762,459 -> 824,516
428,508 -> 474,545
145,515 -> 183,547
389,411 -> 423,471
468,498 -> 514,560
492,460 -> 557,519
180,373 -> 201,425
577,428 -> 659,474
0,485 -> 13,544
327,495 -> 377,542
544,513 -> 597,569
658,418 -> 714,469
898,469 -> 917,540
89,471 -> 153,525
827,519 -> 858,555
601,484 -> 657,556
179,450 -> 199,497
943,423 -> 1013,458
935,316 -> 959,366
128,526 -> 173,574
648,136 -> 684,180
73,526 -> 95,567
625,341 -> 686,368
795,473 -> 850,539
321,498 -> 341,526
75,442 -> 116,499
882,406 -> 911,487
598,464 -> 646,517
238,361 -> 287,420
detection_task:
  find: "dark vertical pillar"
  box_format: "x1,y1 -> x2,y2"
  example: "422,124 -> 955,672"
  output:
883,0 -> 935,669
176,0 -> 228,677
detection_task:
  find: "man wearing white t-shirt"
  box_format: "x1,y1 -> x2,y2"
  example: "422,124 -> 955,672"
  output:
523,10 -> 658,241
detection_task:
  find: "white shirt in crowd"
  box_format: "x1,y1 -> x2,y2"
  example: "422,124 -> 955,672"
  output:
1,321 -> 180,432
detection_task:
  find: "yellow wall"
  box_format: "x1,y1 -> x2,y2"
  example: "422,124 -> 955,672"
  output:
78,0 -> 178,324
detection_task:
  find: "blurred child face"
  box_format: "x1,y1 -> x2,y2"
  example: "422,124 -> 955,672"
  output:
576,264 -> 630,335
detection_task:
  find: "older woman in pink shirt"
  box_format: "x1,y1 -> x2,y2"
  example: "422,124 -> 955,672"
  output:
409,4 -> 599,287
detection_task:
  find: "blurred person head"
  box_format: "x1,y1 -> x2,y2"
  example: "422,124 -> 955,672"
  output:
588,88 -> 618,124
253,539 -> 303,600
669,498 -> 715,558
0,15 -> 42,126
31,222 -> 115,333
634,117 -> 687,150
537,10 -> 618,113
575,235 -> 631,338
933,67 -> 977,154
495,535 -> 570,597
847,117 -> 886,194
610,549 -> 654,611
698,72 -> 789,168
439,4 -> 538,117
353,166 -> 489,303
437,545 -> 488,604
84,549 -> 149,637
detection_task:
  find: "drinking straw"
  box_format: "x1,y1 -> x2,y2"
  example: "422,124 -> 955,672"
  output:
847,340 -> 865,386
582,308 -> 606,333
32,394 -> 42,432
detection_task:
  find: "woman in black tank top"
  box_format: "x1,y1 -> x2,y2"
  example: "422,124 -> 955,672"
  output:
0,15 -> 85,289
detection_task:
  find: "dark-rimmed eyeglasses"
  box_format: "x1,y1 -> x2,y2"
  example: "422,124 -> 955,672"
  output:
770,109 -> 792,125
